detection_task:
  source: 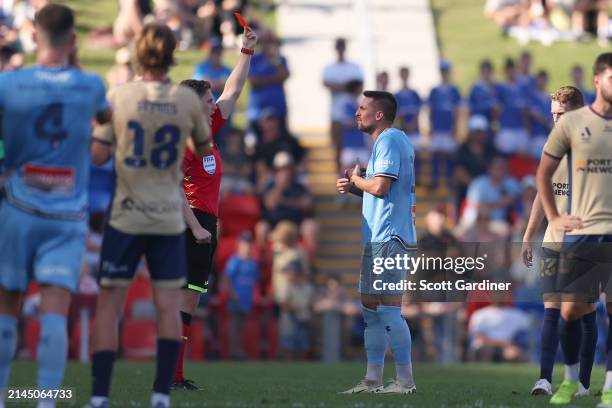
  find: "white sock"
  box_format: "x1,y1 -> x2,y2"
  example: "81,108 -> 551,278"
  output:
564,363 -> 579,382
396,363 -> 414,385
37,400 -> 55,408
151,392 -> 170,408
604,371 -> 612,391
91,396 -> 108,406
365,364 -> 384,383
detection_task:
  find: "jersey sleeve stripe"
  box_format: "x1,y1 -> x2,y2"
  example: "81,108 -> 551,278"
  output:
373,172 -> 399,180
543,151 -> 562,161
92,137 -> 112,146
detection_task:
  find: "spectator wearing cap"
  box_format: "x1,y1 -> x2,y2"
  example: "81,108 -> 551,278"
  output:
193,38 -> 232,100
253,108 -> 305,190
223,231 -> 260,359
527,70 -> 553,158
427,59 -> 462,189
256,151 -> 318,254
494,58 -> 530,155
469,59 -> 499,128
248,30 -> 290,133
322,37 -> 364,108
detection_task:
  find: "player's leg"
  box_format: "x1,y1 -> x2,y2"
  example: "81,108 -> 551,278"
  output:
533,300 -> 560,396
599,301 -> 612,407
577,302 -> 598,396
0,289 -> 21,405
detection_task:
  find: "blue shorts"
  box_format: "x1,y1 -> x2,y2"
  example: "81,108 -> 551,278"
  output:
98,224 -> 187,288
359,238 -> 412,295
0,200 -> 87,292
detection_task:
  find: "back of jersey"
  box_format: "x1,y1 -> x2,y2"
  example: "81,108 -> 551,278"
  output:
97,81 -> 208,235
0,66 -> 108,219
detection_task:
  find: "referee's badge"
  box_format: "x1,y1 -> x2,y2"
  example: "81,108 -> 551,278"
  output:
203,155 -> 216,174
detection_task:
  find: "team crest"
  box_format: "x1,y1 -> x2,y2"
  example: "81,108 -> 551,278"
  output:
203,155 -> 216,174
580,127 -> 592,143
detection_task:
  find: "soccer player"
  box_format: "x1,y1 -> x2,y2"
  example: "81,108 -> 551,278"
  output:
336,91 -> 417,395
87,24 -> 210,408
172,27 -> 258,391
0,4 -> 110,408
536,52 -> 612,406
521,86 -> 590,396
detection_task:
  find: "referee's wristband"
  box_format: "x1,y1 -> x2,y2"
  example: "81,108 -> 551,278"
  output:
241,47 -> 254,55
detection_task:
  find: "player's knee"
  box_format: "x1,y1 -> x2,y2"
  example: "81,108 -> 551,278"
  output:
561,303 -> 588,321
39,285 -> 71,316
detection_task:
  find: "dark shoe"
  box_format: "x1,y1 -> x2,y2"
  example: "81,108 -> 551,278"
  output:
171,378 -> 202,391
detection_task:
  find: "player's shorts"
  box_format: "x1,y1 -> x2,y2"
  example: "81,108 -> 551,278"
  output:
185,209 -> 218,293
494,128 -> 529,154
98,223 -> 186,288
359,237 -> 415,295
428,131 -> 458,153
0,200 -> 87,292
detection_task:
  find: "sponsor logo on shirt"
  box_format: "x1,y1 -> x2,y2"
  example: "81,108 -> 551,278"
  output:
121,197 -> 180,215
203,155 -> 216,174
576,158 -> 612,174
552,182 -> 569,196
375,159 -> 393,168
580,127 -> 592,143
22,163 -> 74,192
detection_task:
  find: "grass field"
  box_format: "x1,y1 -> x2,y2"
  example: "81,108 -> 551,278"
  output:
7,361 -> 610,407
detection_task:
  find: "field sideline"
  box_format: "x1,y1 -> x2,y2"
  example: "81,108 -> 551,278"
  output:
7,362 -> 608,407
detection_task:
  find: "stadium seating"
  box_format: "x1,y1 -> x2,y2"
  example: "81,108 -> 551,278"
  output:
124,274 -> 153,318
218,194 -> 260,237
121,319 -> 157,360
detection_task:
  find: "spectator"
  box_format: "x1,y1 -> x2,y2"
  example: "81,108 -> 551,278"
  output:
528,70 -> 553,157
113,0 -> 147,46
468,59 -> 499,128
376,70 -> 389,92
322,37 -> 364,107
220,127 -> 254,195
223,231 -> 260,359
454,115 -> 499,215
461,156 -> 522,228
571,64 -> 596,104
252,108 -> 305,190
571,0 -> 610,45
419,207 -> 460,258
106,47 -> 134,87
512,175 -> 538,235
395,66 -> 423,147
330,79 -> 369,175
256,152 -> 318,254
494,58 -> 529,154
270,220 -> 311,307
193,38 -> 231,100
280,261 -> 314,359
248,30 -> 289,133
468,301 -> 530,362
517,50 -> 536,97
484,0 -> 524,27
428,59 -> 462,189
12,0 -> 48,52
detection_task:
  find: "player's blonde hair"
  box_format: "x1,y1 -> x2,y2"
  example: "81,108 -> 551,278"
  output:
135,24 -> 176,72
550,86 -> 584,109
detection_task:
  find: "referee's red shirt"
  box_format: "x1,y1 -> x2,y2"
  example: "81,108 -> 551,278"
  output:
182,105 -> 226,217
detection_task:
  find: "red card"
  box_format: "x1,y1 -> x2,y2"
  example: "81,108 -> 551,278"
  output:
234,12 -> 251,31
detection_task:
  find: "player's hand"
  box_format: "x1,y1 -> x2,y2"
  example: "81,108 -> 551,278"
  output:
193,226 -> 212,244
350,163 -> 360,179
242,28 -> 258,49
336,177 -> 351,194
550,215 -> 583,232
521,241 -> 533,268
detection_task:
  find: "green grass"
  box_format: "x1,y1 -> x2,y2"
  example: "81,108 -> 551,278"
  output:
431,0 -> 606,94
7,361 -> 610,407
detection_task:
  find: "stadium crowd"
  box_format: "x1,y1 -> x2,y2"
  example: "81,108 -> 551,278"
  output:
0,3 -> 607,368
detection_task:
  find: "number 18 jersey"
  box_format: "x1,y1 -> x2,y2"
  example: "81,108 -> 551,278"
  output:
0,65 -> 108,219
94,81 -> 209,235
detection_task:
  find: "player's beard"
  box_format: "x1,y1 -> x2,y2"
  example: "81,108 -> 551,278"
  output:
602,87 -> 612,105
358,122 -> 375,134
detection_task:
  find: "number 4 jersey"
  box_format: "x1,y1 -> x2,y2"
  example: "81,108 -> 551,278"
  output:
0,66 -> 108,220
94,80 -> 209,235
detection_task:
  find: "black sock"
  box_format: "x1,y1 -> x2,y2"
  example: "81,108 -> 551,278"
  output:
91,350 -> 116,398
560,318 -> 582,366
153,338 -> 181,395
180,311 -> 192,327
579,311 -> 597,389
540,308 -> 560,382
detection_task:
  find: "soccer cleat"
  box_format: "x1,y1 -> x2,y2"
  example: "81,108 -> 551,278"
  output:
531,378 -> 553,396
550,380 -> 579,405
338,379 -> 384,394
378,379 -> 417,395
575,382 -> 589,397
597,390 -> 612,408
170,378 -> 202,391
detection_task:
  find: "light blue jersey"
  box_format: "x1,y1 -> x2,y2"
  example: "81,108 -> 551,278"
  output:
361,128 -> 417,245
0,65 -> 108,219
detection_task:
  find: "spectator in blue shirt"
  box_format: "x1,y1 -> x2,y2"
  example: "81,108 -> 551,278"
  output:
428,59 -> 461,189
224,231 -> 260,359
248,31 -> 290,135
193,38 -> 232,101
494,58 -> 529,155
528,70 -> 552,158
517,51 -> 536,99
571,64 -> 596,105
468,59 -> 499,128
395,66 -> 423,184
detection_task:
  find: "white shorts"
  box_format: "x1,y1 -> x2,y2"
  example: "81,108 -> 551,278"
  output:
429,132 -> 457,153
495,128 -> 530,154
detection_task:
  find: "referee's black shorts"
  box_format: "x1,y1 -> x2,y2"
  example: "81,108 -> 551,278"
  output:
184,209 -> 218,293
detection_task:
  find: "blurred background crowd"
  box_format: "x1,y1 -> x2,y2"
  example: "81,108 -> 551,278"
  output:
0,0 -> 610,366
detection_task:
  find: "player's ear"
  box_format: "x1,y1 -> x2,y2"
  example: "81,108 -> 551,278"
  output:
375,111 -> 384,121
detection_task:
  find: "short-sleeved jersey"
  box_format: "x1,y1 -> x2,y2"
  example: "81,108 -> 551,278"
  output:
0,66 -> 108,219
395,88 -> 422,131
428,84 -> 461,133
362,128 -> 417,245
94,81 -> 209,235
543,106 -> 612,235
331,93 -> 367,149
182,105 -> 226,216
529,90 -> 552,137
468,80 -> 498,122
542,155 -> 569,247
496,81 -> 526,130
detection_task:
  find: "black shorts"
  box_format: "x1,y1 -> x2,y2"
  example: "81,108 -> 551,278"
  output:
184,209 -> 218,293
